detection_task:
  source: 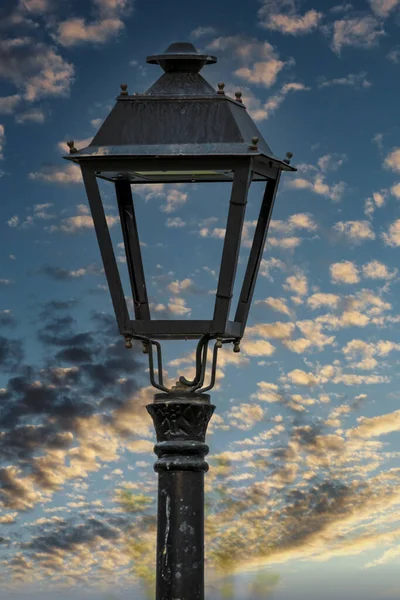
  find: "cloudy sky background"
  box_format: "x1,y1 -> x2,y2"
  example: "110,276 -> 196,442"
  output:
1,0 -> 400,598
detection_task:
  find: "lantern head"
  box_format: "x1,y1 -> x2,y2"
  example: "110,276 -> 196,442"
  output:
63,41 -> 295,352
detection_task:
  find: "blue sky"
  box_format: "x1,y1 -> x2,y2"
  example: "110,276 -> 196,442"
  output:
1,0 -> 400,598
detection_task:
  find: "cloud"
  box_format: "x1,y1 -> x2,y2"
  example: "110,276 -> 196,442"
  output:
246,321 -> 295,340
330,260 -> 360,284
227,403 -> 266,430
318,72 -> 372,88
307,293 -> 341,310
317,153 -> 347,171
0,95 -> 22,114
167,278 -> 195,295
37,264 -> 103,280
206,35 -> 292,89
286,368 -> 319,386
261,82 -> 310,118
382,219 -> 400,246
333,220 -> 375,243
331,16 -> 385,54
286,161 -> 346,201
55,17 -> 125,46
15,108 -> 46,124
166,217 -> 186,228
19,0 -> 52,13
161,188 -> 188,213
29,164 -> 82,184
256,297 -> 292,317
258,0 -> 322,35
364,189 -> 387,217
369,0 -> 400,18
387,46 -> 400,63
241,339 -> 276,357
190,26 -> 217,39
235,60 -> 288,88
259,258 -> 286,281
362,260 -> 397,279
270,213 -> 318,234
0,38 -> 75,101
283,272 -> 308,296
54,0 -> 133,47
384,148 -> 400,173
0,125 -> 5,159
167,297 -> 191,315
348,409 -> 400,438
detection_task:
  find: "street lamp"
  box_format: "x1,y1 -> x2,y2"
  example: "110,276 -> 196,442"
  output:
64,41 -> 295,600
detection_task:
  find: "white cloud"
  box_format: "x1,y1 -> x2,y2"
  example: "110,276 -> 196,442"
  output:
283,272 -> 308,296
241,339 -> 276,357
166,217 -> 186,228
235,60 -> 287,88
0,124 -> 5,159
54,0 -> 133,47
56,17 -> 125,46
168,297 -> 191,315
317,153 -> 347,171
387,46 -> 400,63
256,297 -> 292,317
0,38 -> 75,101
0,95 -> 22,114
161,188 -> 188,213
318,72 -> 372,88
262,82 -> 310,119
348,409 -> 400,438
286,368 -> 319,386
369,0 -> 400,18
307,293 -> 341,310
259,258 -> 286,281
15,108 -> 45,124
331,16 -> 385,54
384,148 -> 400,173
206,35 -> 292,89
333,220 -> 375,243
29,164 -> 82,184
330,260 -> 360,284
270,213 -> 318,234
362,260 -> 397,280
168,278 -> 195,295
382,219 -> 400,247
364,190 -> 387,217
286,171 -> 345,201
391,183 -> 400,199
258,1 -> 322,35
20,0 -> 51,13
190,26 -> 217,39
55,213 -> 118,233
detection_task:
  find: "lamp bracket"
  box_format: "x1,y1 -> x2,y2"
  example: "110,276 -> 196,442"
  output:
124,333 -> 239,394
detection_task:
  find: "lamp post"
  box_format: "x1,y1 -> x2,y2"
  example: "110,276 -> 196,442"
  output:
64,41 -> 295,600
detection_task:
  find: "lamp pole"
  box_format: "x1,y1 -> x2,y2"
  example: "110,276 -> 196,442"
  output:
147,392 -> 214,600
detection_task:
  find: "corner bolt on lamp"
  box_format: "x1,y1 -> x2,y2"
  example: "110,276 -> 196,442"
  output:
64,42 -> 295,600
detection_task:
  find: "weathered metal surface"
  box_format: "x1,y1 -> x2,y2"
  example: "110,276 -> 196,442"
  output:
147,392 -> 214,600
125,319 -> 242,340
234,173 -> 281,335
115,181 -> 150,320
146,41 -> 217,74
212,162 -> 252,332
80,166 -> 131,335
63,42 -> 296,172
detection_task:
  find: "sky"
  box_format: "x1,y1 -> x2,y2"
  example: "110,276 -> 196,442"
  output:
1,0 -> 400,598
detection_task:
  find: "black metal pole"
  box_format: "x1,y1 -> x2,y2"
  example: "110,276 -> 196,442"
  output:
146,392 -> 215,600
